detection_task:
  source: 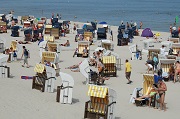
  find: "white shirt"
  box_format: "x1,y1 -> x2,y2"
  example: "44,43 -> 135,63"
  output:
160,47 -> 165,56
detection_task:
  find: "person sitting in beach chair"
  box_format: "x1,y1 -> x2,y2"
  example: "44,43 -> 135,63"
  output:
135,84 -> 158,107
61,40 -> 70,47
82,46 -> 88,57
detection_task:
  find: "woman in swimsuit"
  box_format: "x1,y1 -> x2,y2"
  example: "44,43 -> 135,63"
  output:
157,79 -> 167,111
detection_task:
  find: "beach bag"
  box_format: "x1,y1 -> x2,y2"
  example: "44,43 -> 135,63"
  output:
24,49 -> 30,58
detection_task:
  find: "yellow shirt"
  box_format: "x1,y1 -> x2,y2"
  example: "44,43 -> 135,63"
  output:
125,62 -> 131,72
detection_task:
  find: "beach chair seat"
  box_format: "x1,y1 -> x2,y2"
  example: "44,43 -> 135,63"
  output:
32,64 -> 56,92
102,56 -> 117,77
56,72 -> 74,104
84,85 -> 116,119
0,54 -> 10,78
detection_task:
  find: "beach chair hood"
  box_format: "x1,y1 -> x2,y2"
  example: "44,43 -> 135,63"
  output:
59,72 -> 74,86
79,59 -> 90,79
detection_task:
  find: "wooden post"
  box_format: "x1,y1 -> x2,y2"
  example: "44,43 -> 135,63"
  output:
32,76 -> 36,89
56,86 -> 61,102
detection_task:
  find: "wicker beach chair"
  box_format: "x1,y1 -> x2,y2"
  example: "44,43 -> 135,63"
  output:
32,64 -> 56,92
172,43 -> 180,56
23,21 -> 31,28
77,41 -> 90,57
0,22 -> 7,33
44,35 -> 55,42
45,24 -> 52,34
148,48 -> 160,60
50,28 -> 59,39
101,40 -> 114,51
102,56 -> 117,77
37,21 -> 44,29
84,31 -> 93,43
41,51 -> 59,64
131,74 -> 157,107
84,84 -> 116,119
159,59 -> 175,81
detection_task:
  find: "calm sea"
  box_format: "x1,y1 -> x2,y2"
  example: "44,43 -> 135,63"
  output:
0,0 -> 180,32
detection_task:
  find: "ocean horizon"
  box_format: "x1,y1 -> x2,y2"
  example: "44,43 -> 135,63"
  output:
0,0 -> 180,32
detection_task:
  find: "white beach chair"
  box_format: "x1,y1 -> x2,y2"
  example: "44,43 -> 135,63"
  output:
79,59 -> 90,84
0,54 -> 10,78
143,39 -> 154,50
39,40 -> 48,59
44,66 -> 56,93
129,44 -> 137,60
56,72 -> 74,104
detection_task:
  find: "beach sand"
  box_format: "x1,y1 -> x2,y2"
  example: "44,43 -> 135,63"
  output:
0,20 -> 179,119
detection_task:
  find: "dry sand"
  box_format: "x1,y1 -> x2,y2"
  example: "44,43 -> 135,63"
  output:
0,20 -> 180,119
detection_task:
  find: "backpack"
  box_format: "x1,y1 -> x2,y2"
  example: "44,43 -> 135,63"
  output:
24,49 -> 29,57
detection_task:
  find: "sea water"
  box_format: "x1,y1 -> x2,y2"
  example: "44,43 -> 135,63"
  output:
0,0 -> 180,32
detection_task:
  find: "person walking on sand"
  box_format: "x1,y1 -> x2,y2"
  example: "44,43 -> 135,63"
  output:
21,46 -> 30,68
125,59 -> 132,84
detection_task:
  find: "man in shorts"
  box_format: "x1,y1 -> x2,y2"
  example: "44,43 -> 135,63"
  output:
21,46 -> 30,68
125,59 -> 132,84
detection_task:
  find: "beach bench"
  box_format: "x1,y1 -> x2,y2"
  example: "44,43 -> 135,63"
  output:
45,24 -> 52,34
172,43 -> 180,56
0,22 -> 7,33
50,28 -> 59,39
0,54 -> 10,78
101,39 -> 114,51
56,72 -> 74,104
102,56 -> 117,77
84,84 -> 116,119
32,64 -> 56,92
148,48 -> 160,60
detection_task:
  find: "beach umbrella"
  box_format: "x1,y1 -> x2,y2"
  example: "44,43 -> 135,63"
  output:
99,21 -> 107,24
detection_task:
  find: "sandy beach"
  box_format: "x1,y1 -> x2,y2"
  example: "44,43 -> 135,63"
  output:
0,19 -> 180,119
